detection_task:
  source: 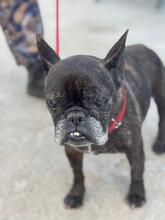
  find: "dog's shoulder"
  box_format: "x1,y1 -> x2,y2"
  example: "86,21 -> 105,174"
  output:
126,43 -> 149,52
124,44 -> 162,65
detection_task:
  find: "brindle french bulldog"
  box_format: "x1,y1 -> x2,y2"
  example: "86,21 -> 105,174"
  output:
37,30 -> 165,209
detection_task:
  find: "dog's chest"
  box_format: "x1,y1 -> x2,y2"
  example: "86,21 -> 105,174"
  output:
91,128 -> 131,154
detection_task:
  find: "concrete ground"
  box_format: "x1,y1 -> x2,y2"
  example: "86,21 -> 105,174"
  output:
0,0 -> 165,219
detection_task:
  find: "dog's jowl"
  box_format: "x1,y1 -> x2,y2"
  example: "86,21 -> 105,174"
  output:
37,30 -> 165,209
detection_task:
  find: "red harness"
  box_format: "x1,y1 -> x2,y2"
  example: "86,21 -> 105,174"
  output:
108,85 -> 127,134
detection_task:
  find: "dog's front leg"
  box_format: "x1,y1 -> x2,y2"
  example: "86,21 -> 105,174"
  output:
126,140 -> 146,208
64,146 -> 85,208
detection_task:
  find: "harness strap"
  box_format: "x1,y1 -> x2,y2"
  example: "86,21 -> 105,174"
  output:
108,85 -> 127,134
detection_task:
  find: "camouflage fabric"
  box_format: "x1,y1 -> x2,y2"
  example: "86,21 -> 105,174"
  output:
0,0 -> 44,66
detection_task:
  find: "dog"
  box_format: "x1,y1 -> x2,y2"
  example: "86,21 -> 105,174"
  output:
37,30 -> 165,209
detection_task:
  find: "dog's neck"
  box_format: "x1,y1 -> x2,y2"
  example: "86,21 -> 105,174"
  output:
114,86 -> 124,116
108,85 -> 127,134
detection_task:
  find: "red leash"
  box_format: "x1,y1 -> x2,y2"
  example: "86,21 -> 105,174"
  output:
56,0 -> 60,55
108,85 -> 127,134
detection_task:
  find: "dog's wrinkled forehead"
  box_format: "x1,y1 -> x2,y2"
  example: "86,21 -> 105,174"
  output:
45,55 -> 112,96
37,30 -> 128,96
50,55 -> 105,74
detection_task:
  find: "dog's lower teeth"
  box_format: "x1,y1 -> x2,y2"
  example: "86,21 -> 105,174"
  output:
69,132 -> 81,137
74,132 -> 80,136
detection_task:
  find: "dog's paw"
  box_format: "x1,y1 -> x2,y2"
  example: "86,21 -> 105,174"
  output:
64,194 -> 83,209
126,193 -> 146,208
153,141 -> 165,155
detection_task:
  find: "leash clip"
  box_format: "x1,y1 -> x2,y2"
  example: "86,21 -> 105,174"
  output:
111,118 -> 122,129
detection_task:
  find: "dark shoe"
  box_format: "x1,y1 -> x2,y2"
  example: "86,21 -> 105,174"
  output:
27,62 -> 46,98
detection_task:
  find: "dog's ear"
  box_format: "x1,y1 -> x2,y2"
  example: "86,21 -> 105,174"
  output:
104,30 -> 128,68
104,30 -> 128,88
36,35 -> 60,71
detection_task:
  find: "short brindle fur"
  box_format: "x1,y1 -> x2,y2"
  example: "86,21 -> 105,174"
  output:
37,31 -> 165,209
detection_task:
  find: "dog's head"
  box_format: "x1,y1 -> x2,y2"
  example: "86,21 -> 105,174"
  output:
37,31 -> 128,148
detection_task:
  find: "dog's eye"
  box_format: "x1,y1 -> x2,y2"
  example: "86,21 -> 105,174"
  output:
95,97 -> 108,107
46,100 -> 58,111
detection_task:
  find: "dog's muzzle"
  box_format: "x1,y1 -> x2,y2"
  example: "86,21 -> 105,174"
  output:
64,110 -> 91,146
55,108 -> 108,148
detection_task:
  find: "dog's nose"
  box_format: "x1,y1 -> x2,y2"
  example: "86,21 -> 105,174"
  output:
67,111 -> 86,126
